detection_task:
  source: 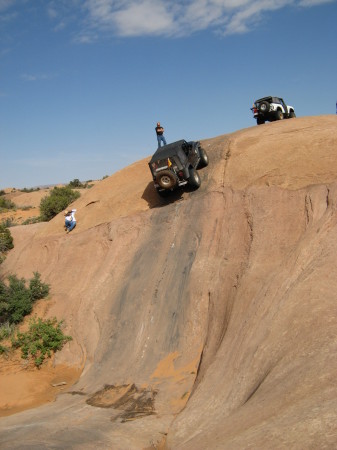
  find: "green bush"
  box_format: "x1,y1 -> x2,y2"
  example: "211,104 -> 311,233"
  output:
19,187 -> 40,193
22,216 -> 43,225
67,179 -> 92,189
1,217 -> 15,228
0,322 -> 15,340
0,272 -> 49,325
0,197 -> 16,211
0,223 -> 14,253
11,316 -> 72,367
67,178 -> 83,188
0,190 -> 5,196
39,186 -> 80,222
29,272 -> 50,301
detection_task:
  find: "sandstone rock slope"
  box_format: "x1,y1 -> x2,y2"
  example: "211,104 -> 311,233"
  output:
0,115 -> 337,449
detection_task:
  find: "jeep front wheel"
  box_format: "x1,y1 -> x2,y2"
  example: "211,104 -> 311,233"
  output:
156,170 -> 178,189
197,148 -> 209,169
289,111 -> 296,118
188,168 -> 201,189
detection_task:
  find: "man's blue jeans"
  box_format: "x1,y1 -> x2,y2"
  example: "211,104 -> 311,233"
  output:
65,220 -> 76,232
157,135 -> 167,148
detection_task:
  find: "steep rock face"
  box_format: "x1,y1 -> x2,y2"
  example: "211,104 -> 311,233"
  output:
0,116 -> 337,449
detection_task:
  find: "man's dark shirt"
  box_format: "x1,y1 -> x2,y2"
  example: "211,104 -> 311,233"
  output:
155,126 -> 164,136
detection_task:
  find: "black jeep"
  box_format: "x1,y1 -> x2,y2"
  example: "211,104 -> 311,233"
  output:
148,140 -> 209,197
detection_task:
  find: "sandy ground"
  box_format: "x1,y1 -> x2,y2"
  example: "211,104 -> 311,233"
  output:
0,296 -> 82,418
0,186 -> 97,417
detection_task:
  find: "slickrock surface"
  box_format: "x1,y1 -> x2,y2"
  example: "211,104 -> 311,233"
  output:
1,115 -> 337,449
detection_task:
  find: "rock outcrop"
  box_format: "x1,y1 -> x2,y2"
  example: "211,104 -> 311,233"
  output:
1,116 -> 337,449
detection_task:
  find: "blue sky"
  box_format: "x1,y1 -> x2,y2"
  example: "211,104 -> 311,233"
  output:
1,0 -> 336,189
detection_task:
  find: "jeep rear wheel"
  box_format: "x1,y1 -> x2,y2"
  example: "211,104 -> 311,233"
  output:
156,170 -> 178,189
257,117 -> 265,125
188,168 -> 201,189
197,147 -> 209,169
259,101 -> 270,113
275,110 -> 284,120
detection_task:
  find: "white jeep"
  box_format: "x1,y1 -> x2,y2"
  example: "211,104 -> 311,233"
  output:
251,96 -> 296,125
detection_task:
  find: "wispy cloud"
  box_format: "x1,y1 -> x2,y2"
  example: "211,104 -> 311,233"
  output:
20,73 -> 56,82
78,0 -> 336,38
0,0 -> 17,24
0,0 -> 16,13
3,0 -> 335,39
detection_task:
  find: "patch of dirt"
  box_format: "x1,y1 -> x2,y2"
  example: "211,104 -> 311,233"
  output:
0,353 -> 81,417
0,299 -> 81,418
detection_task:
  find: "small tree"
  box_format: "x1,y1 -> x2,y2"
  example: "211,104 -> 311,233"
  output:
6,275 -> 33,324
0,223 -> 14,253
0,273 -> 50,325
0,197 -> 15,212
67,178 -> 82,188
39,186 -> 80,221
11,316 -> 72,367
29,272 -> 50,301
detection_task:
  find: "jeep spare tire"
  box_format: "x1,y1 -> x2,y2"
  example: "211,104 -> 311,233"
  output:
156,170 -> 178,189
259,101 -> 270,112
197,148 -> 209,169
188,168 -> 201,189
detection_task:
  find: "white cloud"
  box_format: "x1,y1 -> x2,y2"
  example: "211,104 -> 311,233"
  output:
299,0 -> 335,5
20,73 -> 55,82
2,0 -> 336,38
78,0 -> 336,38
0,0 -> 16,12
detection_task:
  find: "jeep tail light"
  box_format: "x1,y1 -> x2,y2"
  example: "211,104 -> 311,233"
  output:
178,171 -> 184,178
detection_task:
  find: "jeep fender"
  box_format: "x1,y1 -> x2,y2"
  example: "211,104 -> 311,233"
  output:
270,104 -> 286,113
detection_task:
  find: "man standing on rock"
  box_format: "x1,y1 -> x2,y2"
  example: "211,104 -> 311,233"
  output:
155,122 -> 167,148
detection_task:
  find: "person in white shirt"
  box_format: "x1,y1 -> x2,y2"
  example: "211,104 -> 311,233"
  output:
64,209 -> 77,233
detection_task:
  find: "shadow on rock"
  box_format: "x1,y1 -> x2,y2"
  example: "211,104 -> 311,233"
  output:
142,182 -> 184,208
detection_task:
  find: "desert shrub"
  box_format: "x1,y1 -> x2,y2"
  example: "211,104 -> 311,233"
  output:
1,217 -> 15,228
11,316 -> 72,367
19,187 -> 40,193
0,190 -> 5,196
29,272 -> 50,301
0,197 -> 16,211
39,186 -> 80,221
67,178 -> 93,189
67,178 -> 83,188
0,223 -> 13,253
0,322 -> 15,354
0,272 -> 49,325
0,344 -> 9,355
0,321 -> 15,340
22,216 -> 43,225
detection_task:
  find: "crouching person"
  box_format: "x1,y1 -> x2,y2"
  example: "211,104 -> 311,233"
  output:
64,209 -> 77,233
